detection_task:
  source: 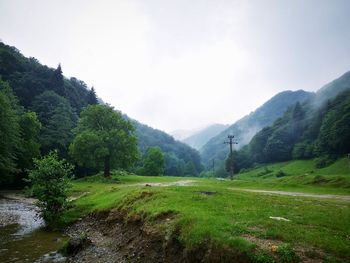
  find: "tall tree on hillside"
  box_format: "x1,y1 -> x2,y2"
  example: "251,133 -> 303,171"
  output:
17,112 -> 42,177
69,104 -> 139,177
51,64 -> 65,97
87,87 -> 98,105
31,91 -> 77,156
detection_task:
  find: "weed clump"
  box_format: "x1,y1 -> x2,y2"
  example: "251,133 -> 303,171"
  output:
276,244 -> 299,263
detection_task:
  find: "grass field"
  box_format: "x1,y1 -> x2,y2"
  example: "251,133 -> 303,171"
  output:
63,160 -> 350,262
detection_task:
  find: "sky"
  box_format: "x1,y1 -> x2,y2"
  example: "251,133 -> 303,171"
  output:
0,0 -> 350,134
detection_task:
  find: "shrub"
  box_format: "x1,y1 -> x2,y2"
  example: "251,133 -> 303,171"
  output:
28,151 -> 73,227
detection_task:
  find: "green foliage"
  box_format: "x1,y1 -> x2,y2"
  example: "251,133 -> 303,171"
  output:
164,152 -> 185,176
87,87 -> 98,105
184,161 -> 198,176
142,147 -> 165,176
314,155 -> 335,169
17,111 -> 42,175
0,80 -> 42,186
133,120 -> 203,176
200,90 -> 313,167
69,104 -> 139,177
233,88 -> 350,172
0,42 -> 203,180
28,152 -> 73,226
0,81 -> 21,183
31,91 -> 77,156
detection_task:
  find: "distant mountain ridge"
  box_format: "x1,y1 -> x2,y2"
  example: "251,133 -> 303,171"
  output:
183,124 -> 229,150
200,89 -> 314,167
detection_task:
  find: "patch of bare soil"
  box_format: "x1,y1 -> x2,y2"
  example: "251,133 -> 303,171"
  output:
139,180 -> 195,187
65,210 -> 250,263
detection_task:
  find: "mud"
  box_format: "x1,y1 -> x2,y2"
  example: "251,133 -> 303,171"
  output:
65,210 -> 250,263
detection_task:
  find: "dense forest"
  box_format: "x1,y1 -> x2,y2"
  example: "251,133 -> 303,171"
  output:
231,72 -> 350,173
200,90 -> 313,168
0,42 -> 202,187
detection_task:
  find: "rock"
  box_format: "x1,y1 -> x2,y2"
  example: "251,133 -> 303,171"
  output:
269,216 -> 290,222
60,234 -> 91,256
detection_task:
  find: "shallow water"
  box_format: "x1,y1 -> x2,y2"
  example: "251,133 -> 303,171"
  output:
0,197 -> 68,263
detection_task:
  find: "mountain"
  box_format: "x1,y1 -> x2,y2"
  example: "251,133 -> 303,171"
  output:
183,124 -> 229,150
0,42 -> 202,176
314,71 -> 350,106
170,129 -> 199,140
200,90 -> 314,168
233,71 -> 350,171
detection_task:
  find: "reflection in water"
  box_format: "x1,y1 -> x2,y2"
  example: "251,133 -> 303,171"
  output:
0,198 -> 68,263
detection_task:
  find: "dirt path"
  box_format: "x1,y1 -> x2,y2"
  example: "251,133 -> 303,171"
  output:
229,188 -> 350,201
137,180 -> 195,187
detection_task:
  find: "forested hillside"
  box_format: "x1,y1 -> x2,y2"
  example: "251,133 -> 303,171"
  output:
132,120 -> 202,176
233,72 -> 350,172
200,90 -> 313,168
0,42 -> 202,186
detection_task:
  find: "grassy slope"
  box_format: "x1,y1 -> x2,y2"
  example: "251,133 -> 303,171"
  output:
234,158 -> 350,195
64,163 -> 350,262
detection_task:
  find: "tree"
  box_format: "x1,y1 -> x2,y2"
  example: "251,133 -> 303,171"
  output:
184,161 -> 198,176
87,87 -> 98,105
16,111 -> 42,183
27,152 -> 73,226
69,104 -> 139,177
31,91 -> 77,156
0,81 -> 20,184
50,64 -> 65,97
142,147 -> 165,176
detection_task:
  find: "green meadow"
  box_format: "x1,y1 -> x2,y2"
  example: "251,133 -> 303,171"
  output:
63,158 -> 350,262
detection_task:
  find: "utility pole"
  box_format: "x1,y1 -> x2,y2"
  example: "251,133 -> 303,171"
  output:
224,135 -> 238,179
212,159 -> 215,175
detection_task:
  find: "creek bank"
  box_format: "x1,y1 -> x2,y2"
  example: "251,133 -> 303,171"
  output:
0,192 -> 68,263
65,210 -> 251,263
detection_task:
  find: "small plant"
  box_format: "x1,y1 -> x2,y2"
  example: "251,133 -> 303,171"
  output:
27,151 -> 73,227
250,252 -> 275,263
277,244 -> 299,263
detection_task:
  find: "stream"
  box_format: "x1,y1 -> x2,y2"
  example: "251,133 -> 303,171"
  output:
0,193 -> 68,263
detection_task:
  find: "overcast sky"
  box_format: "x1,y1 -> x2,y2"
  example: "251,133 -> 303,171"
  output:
1,0 -> 349,133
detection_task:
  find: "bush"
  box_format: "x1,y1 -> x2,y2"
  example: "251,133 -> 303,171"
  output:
28,151 -> 73,227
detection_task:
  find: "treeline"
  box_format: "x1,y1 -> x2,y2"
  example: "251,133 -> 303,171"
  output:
133,121 -> 203,176
232,88 -> 350,172
0,42 -> 202,187
200,90 -> 313,169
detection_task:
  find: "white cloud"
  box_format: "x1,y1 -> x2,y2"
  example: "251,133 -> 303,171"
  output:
0,0 -> 349,133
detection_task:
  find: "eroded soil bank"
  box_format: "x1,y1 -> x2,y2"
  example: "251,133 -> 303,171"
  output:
65,210 -> 250,263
